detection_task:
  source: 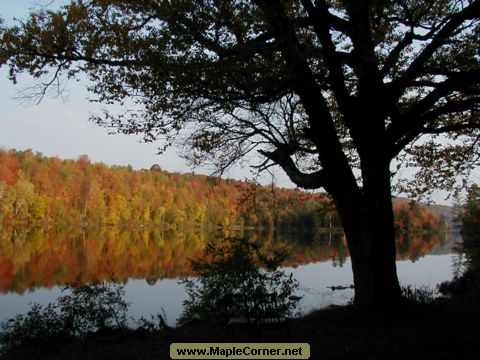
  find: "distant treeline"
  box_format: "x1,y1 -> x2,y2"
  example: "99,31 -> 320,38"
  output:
393,201 -> 447,234
0,149 -> 445,232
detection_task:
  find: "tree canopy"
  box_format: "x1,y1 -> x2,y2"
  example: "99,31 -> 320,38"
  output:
1,0 -> 478,197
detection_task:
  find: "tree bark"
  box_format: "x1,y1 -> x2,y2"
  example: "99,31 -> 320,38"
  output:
332,163 -> 402,307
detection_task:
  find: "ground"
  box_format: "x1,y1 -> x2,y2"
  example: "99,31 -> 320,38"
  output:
2,294 -> 479,360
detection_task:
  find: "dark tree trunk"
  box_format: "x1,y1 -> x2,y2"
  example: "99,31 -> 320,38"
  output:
255,0 -> 403,307
331,163 -> 402,307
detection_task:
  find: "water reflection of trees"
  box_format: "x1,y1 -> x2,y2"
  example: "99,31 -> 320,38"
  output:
396,232 -> 447,262
448,186 -> 480,290
277,231 -> 349,268
452,233 -> 480,299
0,226 -> 207,293
0,225 -> 447,293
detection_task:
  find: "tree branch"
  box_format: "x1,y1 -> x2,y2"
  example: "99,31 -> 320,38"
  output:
300,0 -> 353,119
341,0 -> 383,91
422,122 -> 480,134
420,97 -> 480,124
380,31 -> 414,76
254,0 -> 360,197
258,147 -> 325,189
389,97 -> 480,158
387,69 -> 480,145
16,50 -> 138,67
390,0 -> 480,97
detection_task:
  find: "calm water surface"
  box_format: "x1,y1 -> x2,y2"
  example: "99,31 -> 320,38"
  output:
0,227 -> 459,325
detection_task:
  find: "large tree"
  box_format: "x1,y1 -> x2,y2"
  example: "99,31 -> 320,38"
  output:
1,0 -> 479,306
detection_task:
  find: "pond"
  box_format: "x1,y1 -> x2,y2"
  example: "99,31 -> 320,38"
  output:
0,226 -> 460,325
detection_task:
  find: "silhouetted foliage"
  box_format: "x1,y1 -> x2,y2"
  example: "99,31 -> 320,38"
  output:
401,285 -> 438,306
178,236 -> 298,325
0,282 -> 128,352
439,185 -> 480,299
460,184 -> 480,243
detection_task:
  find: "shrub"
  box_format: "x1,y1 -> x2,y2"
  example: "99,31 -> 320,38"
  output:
178,236 -> 299,325
401,285 -> 437,305
0,282 -> 128,351
0,303 -> 67,350
57,282 -> 129,336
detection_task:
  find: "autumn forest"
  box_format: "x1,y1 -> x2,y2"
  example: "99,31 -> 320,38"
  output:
0,148 -> 446,233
